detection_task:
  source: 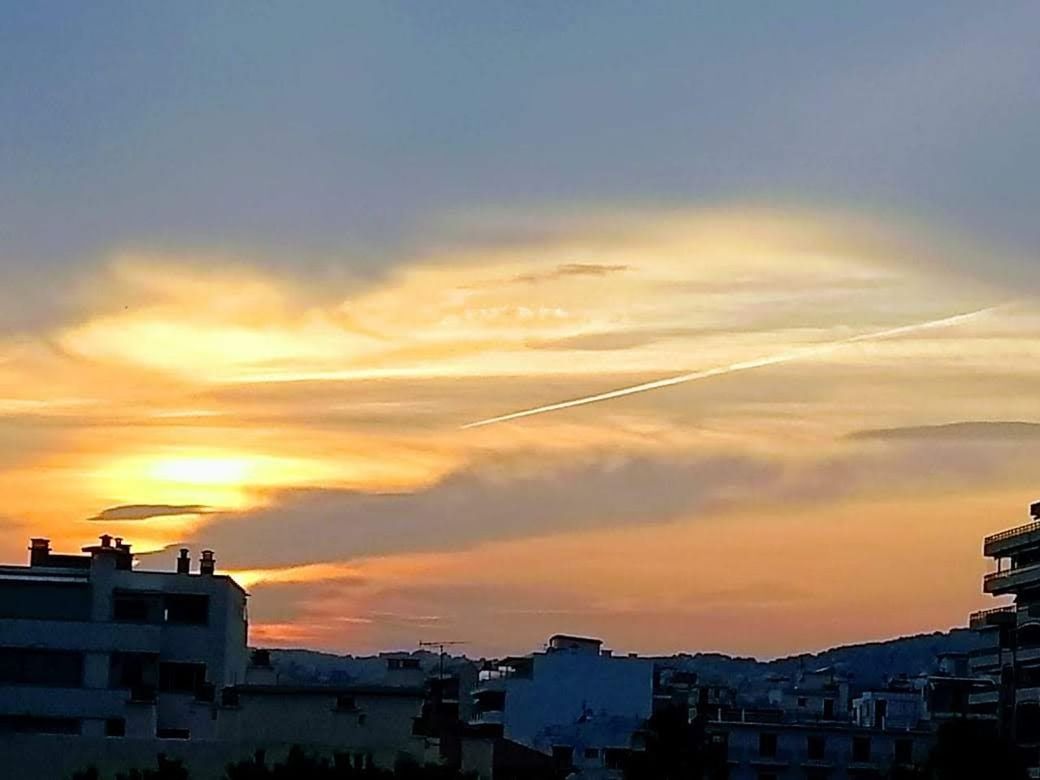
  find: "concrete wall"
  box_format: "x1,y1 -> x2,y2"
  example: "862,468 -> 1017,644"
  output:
216,691 -> 427,769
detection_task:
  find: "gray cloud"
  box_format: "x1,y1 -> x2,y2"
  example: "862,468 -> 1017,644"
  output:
849,421 -> 1040,442
88,504 -> 212,522
511,263 -> 629,284
179,453 -> 778,570
166,432 -> 1040,573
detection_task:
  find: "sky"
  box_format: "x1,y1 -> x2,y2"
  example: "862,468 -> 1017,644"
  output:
2,2 -> 1039,658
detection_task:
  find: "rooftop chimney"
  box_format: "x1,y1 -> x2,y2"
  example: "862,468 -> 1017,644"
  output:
1032,500 -> 1040,520
200,549 -> 215,576
177,548 -> 191,574
29,538 -> 51,567
99,534 -> 112,548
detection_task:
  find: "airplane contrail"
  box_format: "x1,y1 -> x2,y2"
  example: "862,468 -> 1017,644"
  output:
461,304 -> 1006,429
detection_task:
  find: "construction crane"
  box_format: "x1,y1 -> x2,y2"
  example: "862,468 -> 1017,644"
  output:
418,640 -> 468,680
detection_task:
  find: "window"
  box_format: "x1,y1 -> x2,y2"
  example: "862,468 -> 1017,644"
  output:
758,732 -> 778,758
807,735 -> 826,760
109,652 -> 156,689
852,736 -> 871,763
873,699 -> 888,729
552,746 -> 574,768
798,696 -> 808,707
0,648 -> 83,687
584,748 -> 600,760
113,594 -> 151,622
357,713 -> 367,726
604,749 -> 629,770
823,698 -> 835,719
758,773 -> 778,780
805,770 -> 830,780
0,581 -> 90,621
105,718 -> 126,737
158,662 -> 206,694
163,594 -> 209,625
894,738 -> 913,764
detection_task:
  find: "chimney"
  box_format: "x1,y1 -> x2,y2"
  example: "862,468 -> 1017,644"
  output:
177,548 -> 191,574
200,549 -> 215,576
100,534 -> 112,548
29,538 -> 51,567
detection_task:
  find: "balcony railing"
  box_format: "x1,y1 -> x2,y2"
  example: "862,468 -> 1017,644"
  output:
984,563 -> 1040,593
985,522 -> 1040,550
969,606 -> 1016,629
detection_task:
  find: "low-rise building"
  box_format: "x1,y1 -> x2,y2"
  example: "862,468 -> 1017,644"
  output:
711,717 -> 933,780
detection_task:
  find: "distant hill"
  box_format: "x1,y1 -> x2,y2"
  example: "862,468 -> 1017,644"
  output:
264,628 -> 986,695
652,628 -> 987,699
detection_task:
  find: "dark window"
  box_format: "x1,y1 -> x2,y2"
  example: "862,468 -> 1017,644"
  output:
552,746 -> 574,768
163,594 -> 209,625
852,736 -> 871,762
823,698 -> 835,719
113,595 -> 150,622
105,718 -> 125,737
798,696 -> 808,707
584,748 -> 600,760
0,648 -> 83,687
758,732 -> 778,758
0,581 -> 90,621
604,749 -> 629,770
109,652 -> 156,689
387,657 -> 421,670
894,738 -> 913,764
357,713 -> 367,726
158,662 -> 206,694
758,773 -> 778,780
807,735 -> 826,760
156,727 -> 190,739
874,699 -> 888,729
805,770 -> 830,780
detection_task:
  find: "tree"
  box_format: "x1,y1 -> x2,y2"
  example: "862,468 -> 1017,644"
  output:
623,709 -> 726,780
920,719 -> 1027,780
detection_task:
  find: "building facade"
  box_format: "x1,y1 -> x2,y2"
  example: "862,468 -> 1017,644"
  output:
970,499 -> 1040,774
0,536 -> 248,741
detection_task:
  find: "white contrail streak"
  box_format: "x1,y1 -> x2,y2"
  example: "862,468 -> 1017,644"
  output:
461,305 -> 1005,429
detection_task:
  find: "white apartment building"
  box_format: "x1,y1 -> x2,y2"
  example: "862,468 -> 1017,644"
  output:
471,634 -> 653,760
0,535 -> 248,741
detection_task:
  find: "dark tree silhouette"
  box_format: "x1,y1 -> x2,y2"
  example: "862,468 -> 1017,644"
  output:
623,710 -> 725,780
920,719 -> 1028,780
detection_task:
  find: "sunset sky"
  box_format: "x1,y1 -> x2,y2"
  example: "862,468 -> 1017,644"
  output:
2,2 -> 1039,657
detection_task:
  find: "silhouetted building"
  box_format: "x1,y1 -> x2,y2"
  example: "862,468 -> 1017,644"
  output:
970,498 -> 1040,771
709,717 -> 932,780
0,536 -> 247,740
470,635 -> 652,775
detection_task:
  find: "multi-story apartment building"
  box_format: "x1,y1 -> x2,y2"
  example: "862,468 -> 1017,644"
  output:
0,535 -> 248,740
970,499 -> 1040,773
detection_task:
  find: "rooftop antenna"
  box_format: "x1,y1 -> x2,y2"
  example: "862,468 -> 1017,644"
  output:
418,640 -> 469,680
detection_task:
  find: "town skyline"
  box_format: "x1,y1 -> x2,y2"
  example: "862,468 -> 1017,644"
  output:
3,2 -> 1040,659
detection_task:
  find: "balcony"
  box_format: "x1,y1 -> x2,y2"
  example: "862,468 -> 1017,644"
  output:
984,563 -> 1040,595
969,606 -> 1016,630
1019,687 -> 1040,705
985,522 -> 1040,558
